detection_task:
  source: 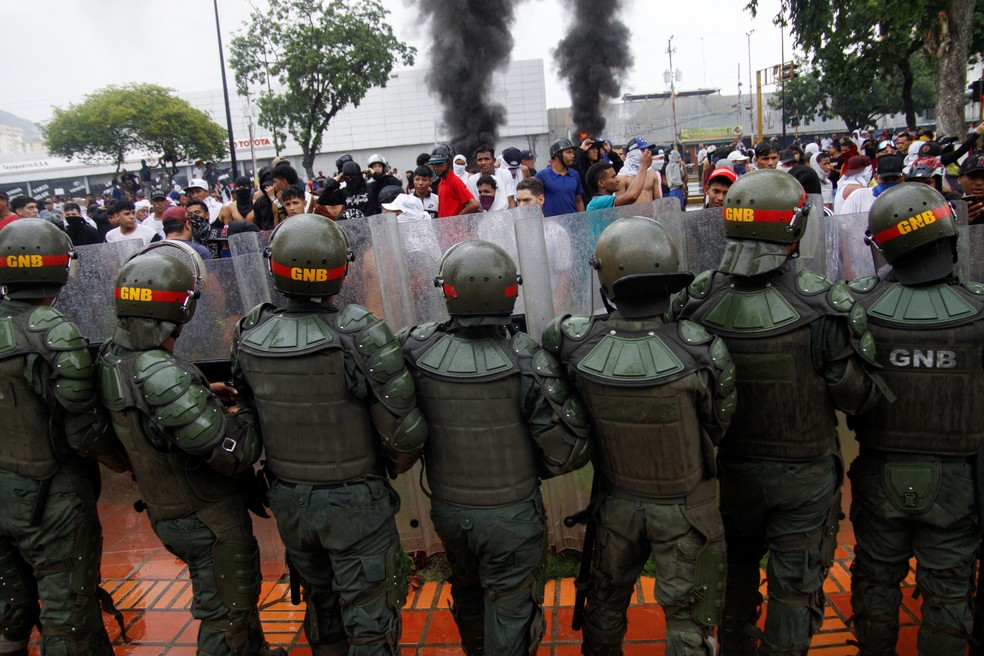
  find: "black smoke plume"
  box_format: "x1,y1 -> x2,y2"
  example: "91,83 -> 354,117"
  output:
418,0 -> 515,159
554,0 -> 633,136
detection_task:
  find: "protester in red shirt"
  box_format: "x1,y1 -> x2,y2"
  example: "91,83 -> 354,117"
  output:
428,144 -> 480,218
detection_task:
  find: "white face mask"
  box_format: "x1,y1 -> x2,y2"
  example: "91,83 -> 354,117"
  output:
860,166 -> 873,186
453,159 -> 467,176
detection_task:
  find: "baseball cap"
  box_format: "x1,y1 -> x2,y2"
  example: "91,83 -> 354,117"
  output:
161,206 -> 190,233
150,188 -> 168,200
706,145 -> 717,153
959,154 -> 984,176
876,154 -> 904,178
522,149 -> 535,161
382,193 -> 425,214
272,155 -> 290,167
727,150 -> 749,162
626,136 -> 655,153
501,147 -> 523,168
844,155 -> 872,174
707,167 -> 738,185
377,184 -> 404,206
778,150 -> 796,165
184,178 -> 209,192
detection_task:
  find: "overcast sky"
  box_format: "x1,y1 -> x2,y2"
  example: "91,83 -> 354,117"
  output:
0,0 -> 791,126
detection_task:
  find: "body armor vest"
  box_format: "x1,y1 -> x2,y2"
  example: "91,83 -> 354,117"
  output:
0,307 -> 73,479
236,308 -> 382,484
99,348 -> 237,520
684,271 -> 838,460
404,328 -> 539,507
851,280 -> 984,455
561,317 -> 708,498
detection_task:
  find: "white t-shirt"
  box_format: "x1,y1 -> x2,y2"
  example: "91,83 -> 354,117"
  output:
467,169 -> 515,212
840,186 -> 877,215
143,216 -> 165,238
105,223 -> 157,245
415,193 -> 439,219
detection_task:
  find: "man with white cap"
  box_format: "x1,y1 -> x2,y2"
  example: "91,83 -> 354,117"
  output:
184,178 -> 222,222
727,150 -> 749,175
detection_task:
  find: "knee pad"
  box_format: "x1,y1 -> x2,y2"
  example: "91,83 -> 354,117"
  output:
212,540 -> 261,613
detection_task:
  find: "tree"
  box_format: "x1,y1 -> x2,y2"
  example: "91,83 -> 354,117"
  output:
748,0 -> 983,135
42,84 -> 228,178
770,55 -> 935,131
229,0 -> 415,180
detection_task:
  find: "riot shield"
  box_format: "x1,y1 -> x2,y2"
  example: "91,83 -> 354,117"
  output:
793,194 -> 827,277
173,256 -> 248,362
54,240 -> 143,346
963,223 -> 984,283
824,212 -> 877,282
659,205 -> 727,276
227,231 -> 286,312
952,200 -> 973,283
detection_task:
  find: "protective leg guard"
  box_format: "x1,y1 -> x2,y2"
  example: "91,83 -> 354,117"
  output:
850,557 -> 905,656
581,578 -> 634,656
0,544 -> 38,653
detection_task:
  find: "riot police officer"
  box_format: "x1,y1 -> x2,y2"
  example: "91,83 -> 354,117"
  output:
97,242 -> 276,656
543,217 -> 736,656
0,219 -> 123,656
400,240 -> 590,655
847,184 -> 983,655
675,170 -> 883,655
232,215 -> 426,655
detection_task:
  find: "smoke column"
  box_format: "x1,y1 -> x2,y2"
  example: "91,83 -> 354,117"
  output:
418,0 -> 515,159
554,0 -> 633,136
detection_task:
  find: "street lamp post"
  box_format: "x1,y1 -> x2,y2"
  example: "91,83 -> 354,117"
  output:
667,36 -> 679,145
746,30 -> 754,142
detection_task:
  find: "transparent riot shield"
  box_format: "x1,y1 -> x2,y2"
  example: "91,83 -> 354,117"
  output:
794,194 -> 827,277
824,212 -> 877,282
963,223 -> 984,283
952,200 -> 974,282
54,240 -> 143,346
227,231 -> 286,312
659,205 -> 727,276
173,256 -> 247,362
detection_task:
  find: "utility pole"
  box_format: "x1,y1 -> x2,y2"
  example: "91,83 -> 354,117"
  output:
747,30 -> 755,142
667,36 -> 679,145
780,27 -> 787,143
213,0 -> 238,177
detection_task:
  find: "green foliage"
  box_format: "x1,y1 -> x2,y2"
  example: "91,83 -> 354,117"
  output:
747,0 -> 947,130
229,0 -> 415,177
42,84 -> 227,173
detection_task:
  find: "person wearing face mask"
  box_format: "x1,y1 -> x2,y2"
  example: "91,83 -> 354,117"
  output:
218,176 -> 256,225
474,175 -> 499,212
841,154 -> 905,215
467,145 -> 516,211
834,155 -> 873,214
452,154 -> 469,183
317,160 -> 375,220
615,137 -> 662,204
810,152 -> 835,209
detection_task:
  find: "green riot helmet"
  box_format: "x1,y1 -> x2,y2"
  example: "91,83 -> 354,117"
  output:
266,214 -> 353,297
115,241 -> 206,324
718,169 -> 810,277
434,240 -> 521,325
591,216 -> 694,317
865,183 -> 957,285
549,138 -> 575,159
0,218 -> 75,299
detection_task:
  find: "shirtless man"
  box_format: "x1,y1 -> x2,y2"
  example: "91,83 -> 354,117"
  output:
616,136 -> 663,202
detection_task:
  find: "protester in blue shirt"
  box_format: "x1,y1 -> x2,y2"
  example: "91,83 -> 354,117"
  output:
535,138 -> 585,216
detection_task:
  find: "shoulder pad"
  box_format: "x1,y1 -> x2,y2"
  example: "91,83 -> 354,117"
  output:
531,348 -> 564,378
415,334 -> 515,379
239,313 -> 336,356
827,281 -> 856,312
540,315 -> 568,355
133,350 -> 193,408
848,276 -> 879,294
795,269 -> 833,296
26,305 -> 66,332
560,315 -> 592,340
0,316 -> 14,357
337,303 -> 377,333
409,322 -> 440,341
355,317 -> 395,356
45,319 -> 87,352
963,281 -> 984,296
511,331 -> 539,358
688,270 -> 715,299
239,302 -> 277,331
678,319 -> 712,345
